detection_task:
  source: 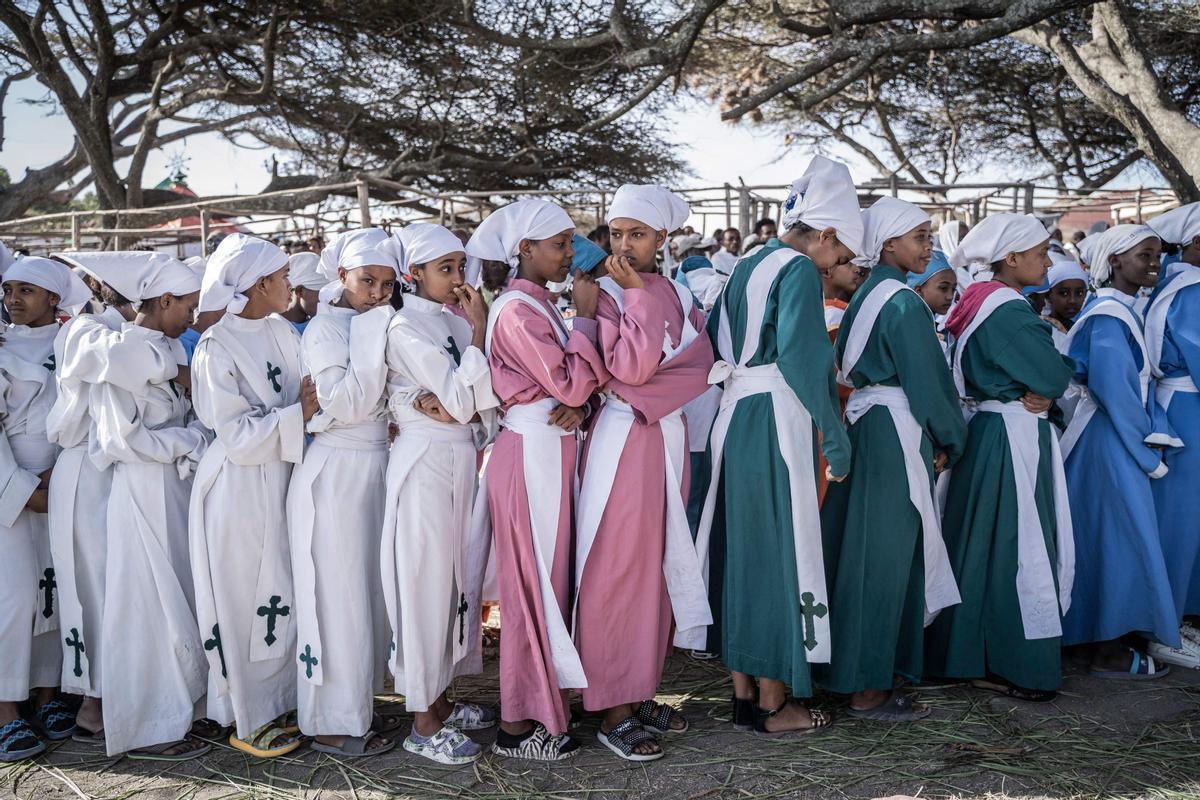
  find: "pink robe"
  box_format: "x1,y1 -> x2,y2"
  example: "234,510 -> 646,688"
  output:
576,274 -> 714,710
486,279 -> 608,734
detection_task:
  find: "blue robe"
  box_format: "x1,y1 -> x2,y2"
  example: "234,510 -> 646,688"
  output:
1149,267 -> 1200,618
1061,293 -> 1179,647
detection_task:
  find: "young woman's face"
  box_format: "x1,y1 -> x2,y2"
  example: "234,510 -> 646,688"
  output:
1182,237 -> 1200,267
411,253 -> 467,305
1111,237 -> 1162,289
609,218 -> 666,272
339,265 -> 397,312
148,290 -> 201,339
257,265 -> 294,315
883,222 -> 933,274
824,261 -> 861,297
801,227 -> 856,272
3,281 -> 58,326
520,229 -> 576,284
296,286 -> 321,317
1002,241 -> 1051,289
915,269 -> 957,316
1048,279 -> 1087,321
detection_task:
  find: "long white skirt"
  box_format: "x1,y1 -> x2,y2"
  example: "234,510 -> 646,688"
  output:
47,444 -> 110,697
288,435 -> 389,736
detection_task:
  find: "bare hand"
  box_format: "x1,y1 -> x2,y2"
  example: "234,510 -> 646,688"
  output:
1020,392 -> 1052,415
26,488 -> 48,514
453,284 -> 488,331
572,274 -> 600,319
605,255 -> 645,291
388,423 -> 399,443
825,465 -> 847,484
300,375 -> 320,423
933,451 -> 949,473
37,467 -> 52,491
174,364 -> 192,392
415,392 -> 455,423
548,403 -> 586,433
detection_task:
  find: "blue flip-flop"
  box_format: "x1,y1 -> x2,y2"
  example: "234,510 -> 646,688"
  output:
0,719 -> 47,763
33,699 -> 77,741
1090,648 -> 1171,680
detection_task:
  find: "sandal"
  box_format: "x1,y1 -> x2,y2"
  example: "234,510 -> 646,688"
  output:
274,710 -> 300,734
34,699 -> 77,741
970,678 -> 1056,703
128,737 -> 211,762
492,723 -> 580,761
846,690 -> 930,722
228,722 -> 301,759
442,701 -> 498,731
371,713 -> 404,735
71,725 -> 105,745
635,700 -> 688,734
190,719 -> 232,740
731,695 -> 755,731
597,717 -> 663,762
753,699 -> 833,736
0,719 -> 46,763
311,731 -> 396,759
402,726 -> 481,765
1090,648 -> 1171,680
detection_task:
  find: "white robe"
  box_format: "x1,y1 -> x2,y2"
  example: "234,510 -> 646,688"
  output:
93,326 -> 211,755
189,313 -> 304,739
47,307 -> 166,697
380,294 -> 498,712
0,323 -> 62,700
287,302 -> 392,736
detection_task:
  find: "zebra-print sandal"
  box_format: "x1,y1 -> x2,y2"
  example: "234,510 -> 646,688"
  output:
491,723 -> 580,762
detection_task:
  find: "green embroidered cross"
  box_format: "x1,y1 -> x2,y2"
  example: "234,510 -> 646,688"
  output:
42,353 -> 56,372
388,639 -> 396,656
457,593 -> 469,645
204,624 -> 227,678
64,627 -> 85,678
256,595 -> 290,646
299,644 -> 319,679
39,568 -> 56,618
799,592 -> 827,652
266,362 -> 282,393
443,336 -> 462,366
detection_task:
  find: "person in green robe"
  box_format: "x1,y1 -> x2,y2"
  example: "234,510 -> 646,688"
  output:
818,198 -> 968,721
925,214 -> 1076,701
695,156 -> 860,735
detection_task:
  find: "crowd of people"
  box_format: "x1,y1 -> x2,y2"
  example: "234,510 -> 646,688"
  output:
2,155 -> 1199,772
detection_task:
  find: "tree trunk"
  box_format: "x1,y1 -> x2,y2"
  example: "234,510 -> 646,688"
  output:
1013,1 -> 1200,201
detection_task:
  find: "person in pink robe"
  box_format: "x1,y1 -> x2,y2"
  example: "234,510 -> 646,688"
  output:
466,199 -> 609,762
574,185 -> 715,762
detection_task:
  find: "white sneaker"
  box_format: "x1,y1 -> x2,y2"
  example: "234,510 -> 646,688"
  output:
443,701 -> 498,731
402,726 -> 482,764
1181,622 -> 1200,646
1147,641 -> 1200,670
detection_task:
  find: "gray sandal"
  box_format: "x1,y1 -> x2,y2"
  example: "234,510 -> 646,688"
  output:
846,690 -> 930,722
310,731 -> 395,758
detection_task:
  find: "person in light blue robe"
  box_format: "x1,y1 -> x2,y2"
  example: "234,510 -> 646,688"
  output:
1061,225 -> 1179,677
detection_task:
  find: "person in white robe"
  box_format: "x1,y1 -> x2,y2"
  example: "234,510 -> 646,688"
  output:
189,234 -> 319,759
380,223 -> 500,765
67,252 -> 213,759
287,228 -> 398,759
0,258 -> 90,762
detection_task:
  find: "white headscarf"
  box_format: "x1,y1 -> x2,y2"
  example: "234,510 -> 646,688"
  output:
2,256 -> 92,310
396,223 -> 465,275
607,184 -> 691,232
198,233 -> 288,314
951,213 -> 1049,273
1084,223 -> 1159,288
183,255 -> 207,277
937,220 -> 966,261
0,241 -> 15,276
1047,260 -> 1089,289
55,251 -> 200,303
1147,202 -> 1200,247
465,199 -> 575,268
318,228 -> 400,281
855,197 -> 930,268
780,155 -> 865,260
287,252 -> 326,290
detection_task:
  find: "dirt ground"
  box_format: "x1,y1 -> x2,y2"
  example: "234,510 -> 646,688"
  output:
4,644 -> 1199,800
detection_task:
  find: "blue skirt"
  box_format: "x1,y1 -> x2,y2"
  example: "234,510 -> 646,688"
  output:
1153,389 -> 1200,618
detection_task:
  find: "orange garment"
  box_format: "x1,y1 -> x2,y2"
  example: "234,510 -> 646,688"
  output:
818,298 -> 851,504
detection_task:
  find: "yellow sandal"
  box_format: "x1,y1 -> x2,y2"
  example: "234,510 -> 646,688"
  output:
229,723 -> 300,758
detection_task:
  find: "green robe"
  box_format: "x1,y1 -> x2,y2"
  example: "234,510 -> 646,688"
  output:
924,300 -> 1074,691
707,238 -> 849,694
817,265 -> 967,694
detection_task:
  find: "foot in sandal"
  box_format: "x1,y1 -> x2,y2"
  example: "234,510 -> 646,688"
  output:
311,731 -> 395,759
846,689 -> 929,722
634,700 -> 688,734
754,699 -> 834,735
0,719 -> 46,763
597,717 -> 663,762
128,737 -> 211,761
228,721 -> 301,758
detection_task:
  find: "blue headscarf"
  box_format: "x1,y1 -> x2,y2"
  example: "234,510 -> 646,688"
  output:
570,234 -> 606,275
906,249 -> 955,288
675,255 -> 712,290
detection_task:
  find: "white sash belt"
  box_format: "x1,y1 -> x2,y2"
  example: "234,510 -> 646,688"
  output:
311,421 -> 388,450
975,400 -> 1073,639
844,385 -> 960,623
1156,375 -> 1198,410
574,396 -> 713,649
